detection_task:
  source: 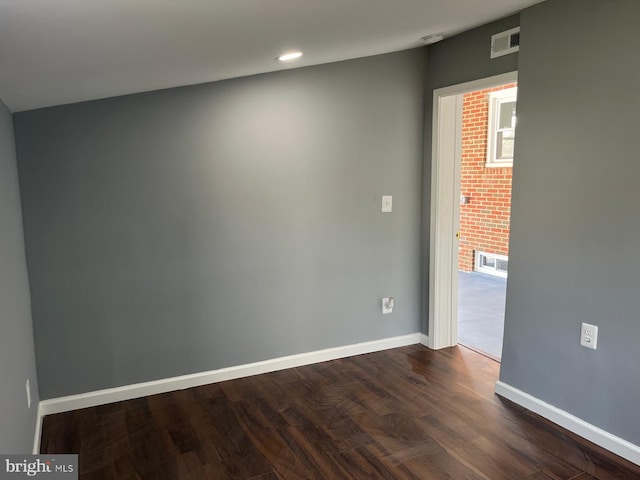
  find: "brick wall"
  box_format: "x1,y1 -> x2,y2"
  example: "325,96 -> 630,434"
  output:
458,83 -> 516,271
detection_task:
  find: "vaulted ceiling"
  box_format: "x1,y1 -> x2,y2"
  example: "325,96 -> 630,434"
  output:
0,0 -> 544,112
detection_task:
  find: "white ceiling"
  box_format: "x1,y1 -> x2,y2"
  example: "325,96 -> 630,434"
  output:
0,0 -> 543,112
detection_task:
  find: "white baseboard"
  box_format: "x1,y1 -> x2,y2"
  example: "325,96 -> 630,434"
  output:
34,332 -> 422,445
420,333 -> 429,347
32,402 -> 44,454
495,381 -> 640,466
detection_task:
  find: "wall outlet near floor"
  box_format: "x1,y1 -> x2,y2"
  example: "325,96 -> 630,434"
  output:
382,297 -> 394,314
26,378 -> 31,409
580,322 -> 598,350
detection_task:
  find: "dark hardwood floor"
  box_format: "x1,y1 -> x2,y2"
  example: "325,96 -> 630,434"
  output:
41,345 -> 640,479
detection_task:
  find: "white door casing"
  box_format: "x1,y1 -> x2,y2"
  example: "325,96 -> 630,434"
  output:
428,71 -> 518,350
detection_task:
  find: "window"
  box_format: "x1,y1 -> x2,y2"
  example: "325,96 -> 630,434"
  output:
486,87 -> 517,167
475,251 -> 508,278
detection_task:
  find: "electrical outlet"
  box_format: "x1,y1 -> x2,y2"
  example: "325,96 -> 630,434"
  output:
580,322 -> 598,350
382,297 -> 394,314
26,378 -> 31,409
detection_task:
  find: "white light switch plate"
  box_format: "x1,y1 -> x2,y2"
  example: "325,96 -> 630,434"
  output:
382,297 -> 394,314
580,322 -> 598,349
382,195 -> 392,212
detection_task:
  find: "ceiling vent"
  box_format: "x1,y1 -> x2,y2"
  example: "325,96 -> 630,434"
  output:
490,27 -> 520,58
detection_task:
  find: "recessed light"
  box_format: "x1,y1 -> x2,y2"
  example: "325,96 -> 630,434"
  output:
277,51 -> 303,62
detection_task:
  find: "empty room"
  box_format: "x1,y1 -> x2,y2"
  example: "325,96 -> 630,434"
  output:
1,0 -> 639,478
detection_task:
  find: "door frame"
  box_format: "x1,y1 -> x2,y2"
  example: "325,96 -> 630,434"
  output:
428,71 -> 518,350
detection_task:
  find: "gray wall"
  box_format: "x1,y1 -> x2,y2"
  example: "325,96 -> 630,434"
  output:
501,0 -> 640,445
0,98 -> 39,452
14,50 -> 425,399
421,15 -> 520,332
427,14 -> 520,92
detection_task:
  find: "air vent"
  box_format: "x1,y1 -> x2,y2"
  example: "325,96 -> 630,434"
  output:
491,27 -> 520,58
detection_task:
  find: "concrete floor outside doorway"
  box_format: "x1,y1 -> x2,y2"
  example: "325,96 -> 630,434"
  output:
457,271 -> 506,360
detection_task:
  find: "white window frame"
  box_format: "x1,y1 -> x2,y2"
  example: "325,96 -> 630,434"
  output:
475,251 -> 508,278
486,87 -> 517,167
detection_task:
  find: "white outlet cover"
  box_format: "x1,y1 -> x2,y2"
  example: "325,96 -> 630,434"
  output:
382,195 -> 392,213
580,322 -> 598,350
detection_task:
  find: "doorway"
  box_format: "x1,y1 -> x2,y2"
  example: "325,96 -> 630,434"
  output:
427,72 -> 517,358
457,82 -> 516,360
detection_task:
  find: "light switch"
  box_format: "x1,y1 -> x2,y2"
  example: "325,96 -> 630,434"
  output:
382,297 -> 394,314
580,322 -> 598,350
382,195 -> 393,213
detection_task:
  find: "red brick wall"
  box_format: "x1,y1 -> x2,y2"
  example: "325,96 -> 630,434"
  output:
458,83 -> 516,271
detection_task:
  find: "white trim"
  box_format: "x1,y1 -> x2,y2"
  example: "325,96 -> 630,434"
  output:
495,381 -> 640,466
429,71 -> 517,351
419,333 -> 429,347
32,402 -> 44,454
431,72 -> 518,99
475,251 -> 508,278
428,92 -> 461,349
486,87 -> 517,167
484,162 -> 513,168
37,333 -> 421,417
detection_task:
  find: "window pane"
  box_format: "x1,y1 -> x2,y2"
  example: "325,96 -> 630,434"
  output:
497,131 -> 515,159
496,259 -> 508,272
499,100 -> 516,129
482,255 -> 495,268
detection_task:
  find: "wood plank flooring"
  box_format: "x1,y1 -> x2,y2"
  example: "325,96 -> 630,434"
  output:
40,345 -> 640,479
